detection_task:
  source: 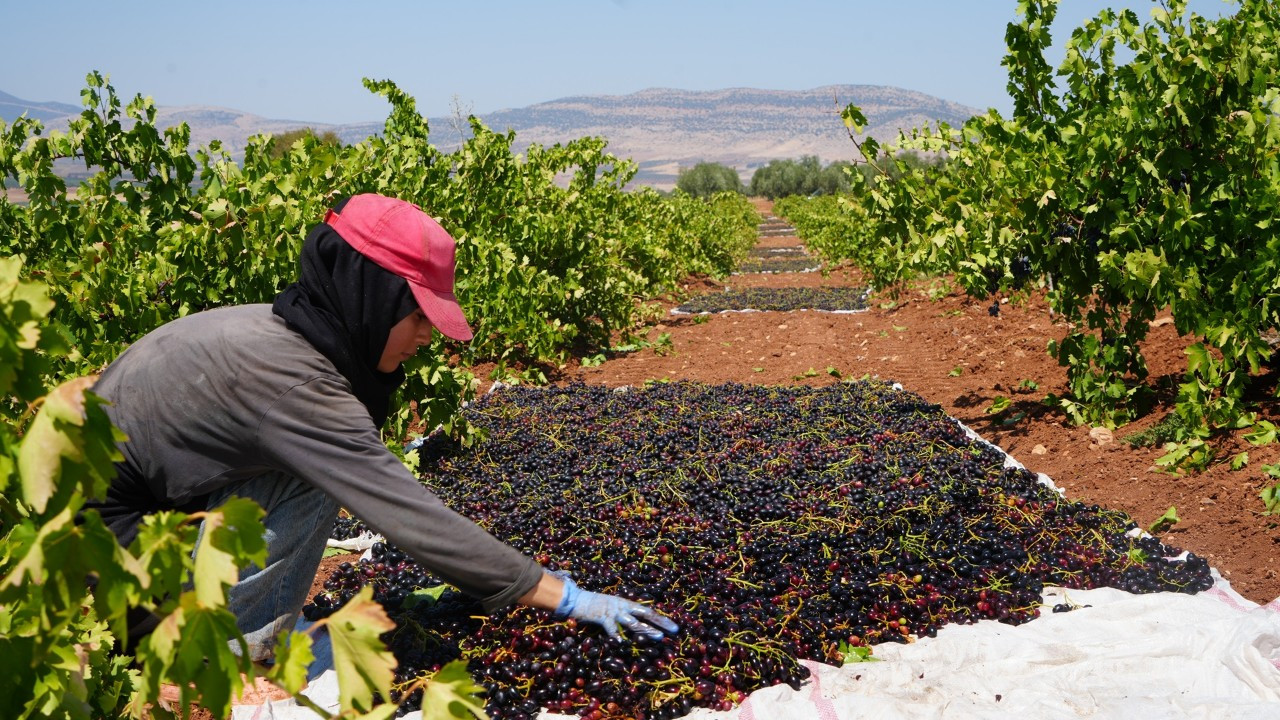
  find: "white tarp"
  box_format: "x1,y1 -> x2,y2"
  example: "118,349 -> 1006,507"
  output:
658,577 -> 1280,720
324,530 -> 382,554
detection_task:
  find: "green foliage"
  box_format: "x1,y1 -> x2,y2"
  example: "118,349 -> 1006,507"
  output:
750,156 -> 829,199
986,396 -> 1013,415
419,661 -> 489,720
772,194 -> 848,269
844,150 -> 946,188
268,127 -> 342,160
837,640 -> 879,664
755,155 -> 937,202
1262,464 -> 1280,515
1147,506 -> 1180,534
317,585 -> 397,713
1,72 -> 758,447
774,0 -> 1280,469
1122,413 -> 1192,448
676,161 -> 743,197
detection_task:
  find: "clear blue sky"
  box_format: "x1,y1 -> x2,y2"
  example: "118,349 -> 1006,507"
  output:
3,0 -> 1236,125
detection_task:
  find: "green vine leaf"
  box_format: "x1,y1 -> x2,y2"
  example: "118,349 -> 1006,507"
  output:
192,497 -> 266,608
320,586 -> 398,713
1147,506 -> 1179,534
420,660 -> 490,720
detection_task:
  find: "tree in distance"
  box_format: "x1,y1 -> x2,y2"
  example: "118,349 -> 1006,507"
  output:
268,127 -> 343,159
750,156 -> 843,199
750,153 -> 946,200
676,162 -> 744,197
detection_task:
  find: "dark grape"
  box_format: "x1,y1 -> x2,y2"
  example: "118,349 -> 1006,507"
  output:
735,256 -> 822,273
747,246 -> 806,258
330,515 -> 370,541
1010,255 -> 1033,289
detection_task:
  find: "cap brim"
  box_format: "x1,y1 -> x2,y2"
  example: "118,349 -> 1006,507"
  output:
410,283 -> 474,342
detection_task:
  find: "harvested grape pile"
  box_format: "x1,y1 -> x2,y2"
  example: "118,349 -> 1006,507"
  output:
674,287 -> 871,314
307,381 -> 1212,720
734,256 -> 821,274
330,515 -> 370,540
747,246 -> 807,258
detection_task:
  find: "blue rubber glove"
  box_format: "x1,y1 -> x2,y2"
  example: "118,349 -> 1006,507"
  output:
553,577 -> 680,641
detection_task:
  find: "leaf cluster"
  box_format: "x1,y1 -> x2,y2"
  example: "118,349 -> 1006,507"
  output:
675,161 -> 743,197
749,155 -> 857,200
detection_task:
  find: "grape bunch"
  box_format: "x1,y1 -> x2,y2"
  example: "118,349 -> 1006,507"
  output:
734,256 -> 821,274
748,246 -> 806,258
330,515 -> 370,541
675,287 -> 870,314
308,380 -> 1213,720
303,542 -> 436,619
1010,255 -> 1033,289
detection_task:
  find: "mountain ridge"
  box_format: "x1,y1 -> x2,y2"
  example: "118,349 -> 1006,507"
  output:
1,85 -> 981,188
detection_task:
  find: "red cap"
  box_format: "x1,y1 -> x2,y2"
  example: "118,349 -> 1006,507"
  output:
325,194 -> 474,341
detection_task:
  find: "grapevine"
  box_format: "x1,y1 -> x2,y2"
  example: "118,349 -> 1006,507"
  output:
0,73 -> 758,444
776,0 -> 1280,472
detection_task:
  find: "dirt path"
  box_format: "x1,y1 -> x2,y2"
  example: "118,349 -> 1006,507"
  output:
560,198 -> 1280,604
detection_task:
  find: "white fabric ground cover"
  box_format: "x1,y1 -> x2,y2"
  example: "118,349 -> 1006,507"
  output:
239,385 -> 1280,720
670,577 -> 1280,720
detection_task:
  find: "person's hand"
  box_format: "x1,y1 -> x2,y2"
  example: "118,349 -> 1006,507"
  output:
553,576 -> 679,641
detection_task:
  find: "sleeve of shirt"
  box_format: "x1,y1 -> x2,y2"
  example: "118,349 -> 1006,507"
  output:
256,376 -> 544,612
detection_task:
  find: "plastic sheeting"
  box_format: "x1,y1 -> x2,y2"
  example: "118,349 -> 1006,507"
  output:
324,531 -> 382,554
657,577 -> 1280,720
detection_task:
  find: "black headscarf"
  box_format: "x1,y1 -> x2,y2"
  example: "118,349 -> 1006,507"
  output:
272,207 -> 420,427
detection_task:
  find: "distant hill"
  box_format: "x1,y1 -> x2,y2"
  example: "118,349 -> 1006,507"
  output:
0,90 -> 80,123
1,85 -> 980,189
459,86 -> 979,186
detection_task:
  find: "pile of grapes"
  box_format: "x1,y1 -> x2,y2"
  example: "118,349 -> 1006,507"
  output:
734,256 -> 821,274
674,287 -> 871,314
330,515 -> 371,541
748,246 -> 807,258
308,381 -> 1212,720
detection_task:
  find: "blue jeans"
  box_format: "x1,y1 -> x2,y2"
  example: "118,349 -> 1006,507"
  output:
199,471 -> 339,663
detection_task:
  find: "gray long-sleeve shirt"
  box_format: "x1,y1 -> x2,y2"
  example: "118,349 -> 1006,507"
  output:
92,303 -> 542,611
